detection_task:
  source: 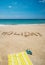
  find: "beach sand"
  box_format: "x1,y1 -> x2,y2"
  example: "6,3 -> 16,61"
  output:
0,24 -> 45,65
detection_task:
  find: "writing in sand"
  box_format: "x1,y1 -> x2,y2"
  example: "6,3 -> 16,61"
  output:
0,31 -> 42,37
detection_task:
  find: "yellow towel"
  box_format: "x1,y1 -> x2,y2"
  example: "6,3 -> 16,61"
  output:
8,51 -> 33,65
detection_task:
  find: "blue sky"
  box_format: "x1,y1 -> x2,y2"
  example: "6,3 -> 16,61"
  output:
0,0 -> 45,19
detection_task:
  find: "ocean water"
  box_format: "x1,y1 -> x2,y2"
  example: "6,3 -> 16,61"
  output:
0,19 -> 45,25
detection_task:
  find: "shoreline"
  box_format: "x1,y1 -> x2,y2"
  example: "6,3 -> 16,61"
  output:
0,24 -> 45,26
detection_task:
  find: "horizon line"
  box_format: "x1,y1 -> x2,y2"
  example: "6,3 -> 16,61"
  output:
0,18 -> 45,20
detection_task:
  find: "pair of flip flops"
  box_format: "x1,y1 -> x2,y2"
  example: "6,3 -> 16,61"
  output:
26,49 -> 32,55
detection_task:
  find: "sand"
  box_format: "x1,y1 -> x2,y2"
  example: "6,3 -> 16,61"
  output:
0,24 -> 45,65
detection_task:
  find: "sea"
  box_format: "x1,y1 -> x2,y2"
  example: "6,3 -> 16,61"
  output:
0,19 -> 45,25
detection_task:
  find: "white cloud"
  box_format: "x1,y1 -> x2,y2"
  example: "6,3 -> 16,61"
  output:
39,0 -> 45,3
8,5 -> 12,8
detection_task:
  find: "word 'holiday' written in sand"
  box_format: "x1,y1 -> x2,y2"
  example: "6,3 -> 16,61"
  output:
1,31 -> 42,37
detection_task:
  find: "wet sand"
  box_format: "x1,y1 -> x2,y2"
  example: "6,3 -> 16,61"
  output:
0,24 -> 45,65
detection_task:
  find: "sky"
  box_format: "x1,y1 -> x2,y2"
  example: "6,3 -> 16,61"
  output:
0,0 -> 45,19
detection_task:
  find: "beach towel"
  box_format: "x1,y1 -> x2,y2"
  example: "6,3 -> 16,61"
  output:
8,51 -> 33,65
